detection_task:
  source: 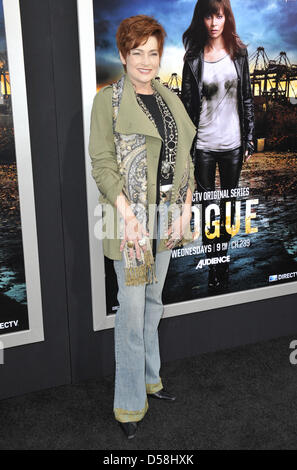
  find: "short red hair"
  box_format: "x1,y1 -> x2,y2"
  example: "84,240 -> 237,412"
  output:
116,15 -> 166,63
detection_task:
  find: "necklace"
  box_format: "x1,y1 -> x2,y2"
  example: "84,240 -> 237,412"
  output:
136,85 -> 178,180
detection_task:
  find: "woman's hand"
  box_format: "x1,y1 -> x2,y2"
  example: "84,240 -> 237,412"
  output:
120,214 -> 149,260
166,205 -> 192,250
244,150 -> 252,162
244,141 -> 254,162
115,192 -> 149,260
166,188 -> 193,249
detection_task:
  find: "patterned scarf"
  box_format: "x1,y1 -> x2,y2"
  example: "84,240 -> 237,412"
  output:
112,75 -> 190,286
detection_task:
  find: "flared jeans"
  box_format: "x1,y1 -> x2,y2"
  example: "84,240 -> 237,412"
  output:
113,201 -> 172,423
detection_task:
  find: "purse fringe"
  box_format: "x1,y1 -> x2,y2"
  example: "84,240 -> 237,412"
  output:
124,249 -> 158,286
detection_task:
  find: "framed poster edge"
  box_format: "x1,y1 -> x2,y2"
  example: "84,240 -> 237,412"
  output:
77,0 -> 110,333
1,0 -> 44,348
92,280 -> 297,331
0,328 -> 45,349
163,280 -> 297,318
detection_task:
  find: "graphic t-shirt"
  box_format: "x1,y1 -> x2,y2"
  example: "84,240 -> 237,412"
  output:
196,53 -> 241,151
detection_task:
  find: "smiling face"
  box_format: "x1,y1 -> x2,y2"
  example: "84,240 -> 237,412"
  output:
119,35 -> 160,93
204,6 -> 226,40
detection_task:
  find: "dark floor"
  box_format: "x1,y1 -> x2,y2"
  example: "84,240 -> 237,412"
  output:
1,334 -> 297,450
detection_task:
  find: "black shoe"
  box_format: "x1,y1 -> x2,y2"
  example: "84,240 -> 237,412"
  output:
119,421 -> 138,439
149,389 -> 176,401
208,265 -> 220,288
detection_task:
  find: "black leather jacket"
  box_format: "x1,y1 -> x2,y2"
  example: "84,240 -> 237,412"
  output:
181,48 -> 255,156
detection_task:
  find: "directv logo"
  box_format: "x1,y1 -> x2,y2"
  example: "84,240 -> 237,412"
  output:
269,272 -> 297,282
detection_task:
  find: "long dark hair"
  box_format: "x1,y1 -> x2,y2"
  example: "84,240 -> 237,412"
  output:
183,0 -> 246,60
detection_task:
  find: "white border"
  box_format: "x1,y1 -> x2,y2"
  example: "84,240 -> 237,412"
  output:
1,0 -> 44,348
77,0 -> 297,331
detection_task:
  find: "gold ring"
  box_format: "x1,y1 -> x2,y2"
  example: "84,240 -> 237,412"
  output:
127,240 -> 135,249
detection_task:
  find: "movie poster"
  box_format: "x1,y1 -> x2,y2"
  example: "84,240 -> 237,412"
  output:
0,0 -> 32,334
91,0 -> 297,315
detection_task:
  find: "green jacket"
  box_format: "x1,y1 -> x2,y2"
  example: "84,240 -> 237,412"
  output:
88,74 -> 196,260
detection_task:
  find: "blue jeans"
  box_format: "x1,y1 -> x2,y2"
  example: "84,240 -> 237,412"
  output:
113,201 -> 172,423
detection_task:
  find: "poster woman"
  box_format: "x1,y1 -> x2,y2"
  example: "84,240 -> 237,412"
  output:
181,0 -> 255,288
89,15 -> 196,439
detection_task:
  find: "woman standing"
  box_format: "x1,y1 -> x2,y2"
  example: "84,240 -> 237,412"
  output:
89,15 -> 196,439
181,0 -> 255,288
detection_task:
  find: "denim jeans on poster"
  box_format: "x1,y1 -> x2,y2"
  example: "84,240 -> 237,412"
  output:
113,201 -> 172,423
